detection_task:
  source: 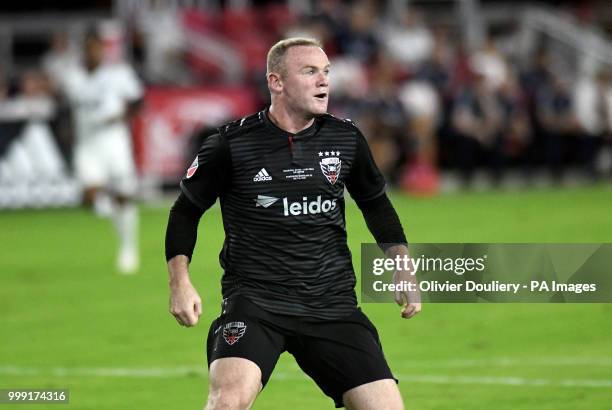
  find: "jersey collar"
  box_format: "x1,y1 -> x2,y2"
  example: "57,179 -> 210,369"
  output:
263,107 -> 321,140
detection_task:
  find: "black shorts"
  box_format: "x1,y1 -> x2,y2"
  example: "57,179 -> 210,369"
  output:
206,296 -> 396,408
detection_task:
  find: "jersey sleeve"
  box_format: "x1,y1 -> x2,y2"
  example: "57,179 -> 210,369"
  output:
180,132 -> 231,210
345,130 -> 386,202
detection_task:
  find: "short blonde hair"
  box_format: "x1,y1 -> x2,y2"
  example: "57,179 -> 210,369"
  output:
266,37 -> 323,76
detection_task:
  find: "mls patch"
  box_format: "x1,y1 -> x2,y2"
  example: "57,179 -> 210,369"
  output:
186,156 -> 199,178
222,321 -> 247,345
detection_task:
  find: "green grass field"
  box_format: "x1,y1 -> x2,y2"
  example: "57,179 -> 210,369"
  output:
2,185 -> 612,409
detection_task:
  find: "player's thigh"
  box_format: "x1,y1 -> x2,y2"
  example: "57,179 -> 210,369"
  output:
74,142 -> 107,189
206,357 -> 261,409
104,134 -> 137,197
289,308 -> 397,408
343,379 -> 404,410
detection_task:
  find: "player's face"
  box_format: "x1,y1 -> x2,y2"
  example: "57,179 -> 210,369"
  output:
85,37 -> 104,68
281,46 -> 330,116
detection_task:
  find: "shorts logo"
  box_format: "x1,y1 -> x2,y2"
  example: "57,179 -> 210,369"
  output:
186,156 -> 199,178
318,151 -> 341,185
223,321 -> 246,345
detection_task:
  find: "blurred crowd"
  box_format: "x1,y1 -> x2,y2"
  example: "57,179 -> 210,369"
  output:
284,1 -> 612,192
2,0 -> 612,194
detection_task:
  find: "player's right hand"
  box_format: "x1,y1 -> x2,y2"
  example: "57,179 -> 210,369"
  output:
169,280 -> 202,327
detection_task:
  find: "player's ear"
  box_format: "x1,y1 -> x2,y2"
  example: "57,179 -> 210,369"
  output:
267,72 -> 283,94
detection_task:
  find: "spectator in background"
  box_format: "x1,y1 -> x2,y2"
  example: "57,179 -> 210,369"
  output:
520,47 -> 554,175
362,52 -> 407,182
603,70 -> 612,177
496,70 -> 531,176
470,34 -> 509,92
325,51 -> 369,121
0,72 -> 8,101
137,4 -> 186,84
42,31 -> 79,92
593,69 -> 612,177
535,71 -> 580,180
451,69 -> 505,185
378,5 -> 434,71
336,0 -> 380,64
56,28 -> 144,274
307,0 -> 346,56
397,72 -> 441,194
415,27 -> 455,99
449,35 -> 529,185
0,69 -> 55,124
574,69 -> 609,179
0,69 -> 69,200
521,47 -> 553,101
393,28 -> 457,195
42,33 -> 76,165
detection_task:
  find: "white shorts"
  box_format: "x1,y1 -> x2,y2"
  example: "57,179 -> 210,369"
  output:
74,131 -> 137,196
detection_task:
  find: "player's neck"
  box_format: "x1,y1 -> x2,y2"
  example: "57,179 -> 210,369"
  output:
268,104 -> 314,134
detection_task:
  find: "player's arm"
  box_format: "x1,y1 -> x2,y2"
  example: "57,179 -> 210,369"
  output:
90,96 -> 143,127
346,130 -> 421,319
166,193 -> 205,327
355,195 -> 420,318
164,132 -> 231,327
122,66 -> 145,121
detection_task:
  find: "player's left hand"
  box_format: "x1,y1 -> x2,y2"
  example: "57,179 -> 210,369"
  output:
400,301 -> 421,319
393,269 -> 421,319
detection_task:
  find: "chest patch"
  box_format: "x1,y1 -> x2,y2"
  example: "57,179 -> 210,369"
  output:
319,150 -> 342,185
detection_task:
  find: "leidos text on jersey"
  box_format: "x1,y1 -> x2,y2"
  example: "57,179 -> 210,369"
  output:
282,196 -> 337,216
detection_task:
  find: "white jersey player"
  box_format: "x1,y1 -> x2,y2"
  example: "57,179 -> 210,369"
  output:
60,30 -> 143,274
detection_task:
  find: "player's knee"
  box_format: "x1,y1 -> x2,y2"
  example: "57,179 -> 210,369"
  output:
205,384 -> 255,410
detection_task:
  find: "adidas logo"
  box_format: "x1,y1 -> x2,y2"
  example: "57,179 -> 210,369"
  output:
254,195 -> 279,208
253,168 -> 272,182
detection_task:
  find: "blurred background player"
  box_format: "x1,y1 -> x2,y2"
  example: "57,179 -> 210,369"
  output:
57,28 -> 143,274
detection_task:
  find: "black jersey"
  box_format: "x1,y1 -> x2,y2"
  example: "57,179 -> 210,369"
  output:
181,108 -> 386,319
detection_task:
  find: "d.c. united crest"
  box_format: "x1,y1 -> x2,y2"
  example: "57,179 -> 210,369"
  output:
222,321 -> 247,345
319,151 -> 341,185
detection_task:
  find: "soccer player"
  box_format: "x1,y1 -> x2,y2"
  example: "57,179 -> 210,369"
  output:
165,38 -> 420,409
59,29 -> 143,274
